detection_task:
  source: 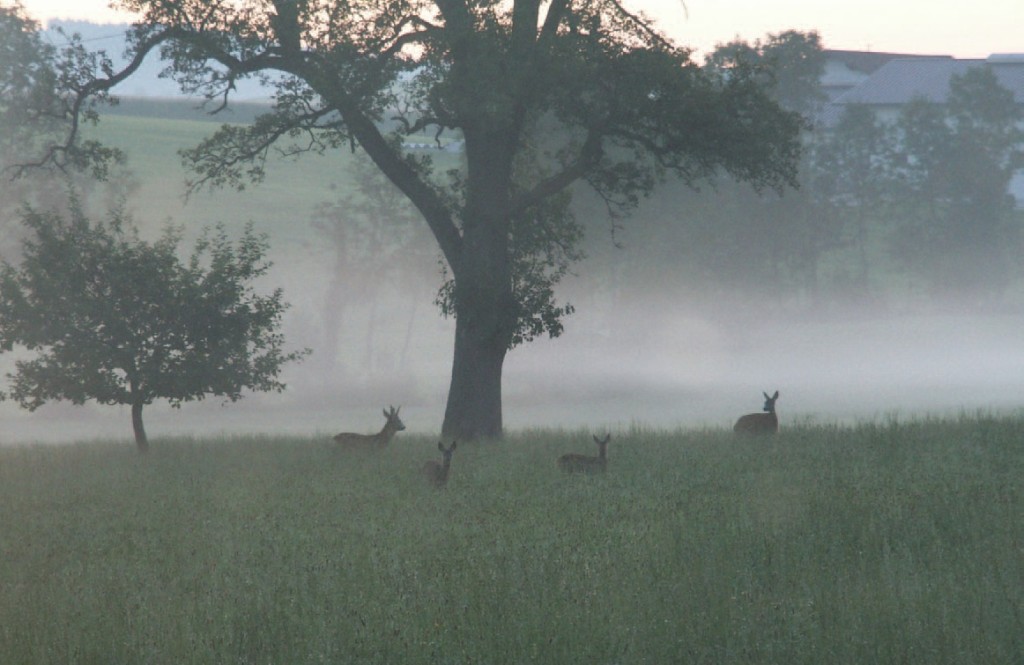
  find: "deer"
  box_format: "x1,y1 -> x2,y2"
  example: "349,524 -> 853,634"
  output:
733,390 -> 780,435
333,405 -> 405,447
558,434 -> 611,474
422,441 -> 457,488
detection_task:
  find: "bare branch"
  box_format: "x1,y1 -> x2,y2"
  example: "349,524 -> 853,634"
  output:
378,15 -> 442,59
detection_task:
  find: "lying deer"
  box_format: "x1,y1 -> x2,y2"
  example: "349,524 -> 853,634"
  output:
558,434 -> 611,473
333,405 -> 405,447
423,441 -> 457,488
733,391 -> 780,435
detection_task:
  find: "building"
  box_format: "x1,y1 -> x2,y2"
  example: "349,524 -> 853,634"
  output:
820,51 -> 1024,207
820,50 -> 951,102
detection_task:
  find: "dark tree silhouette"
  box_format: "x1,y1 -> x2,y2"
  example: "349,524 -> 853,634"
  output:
39,0 -> 802,439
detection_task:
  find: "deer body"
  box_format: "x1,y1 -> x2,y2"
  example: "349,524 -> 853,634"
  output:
558,434 -> 611,473
423,441 -> 457,488
334,406 -> 405,447
733,391 -> 779,435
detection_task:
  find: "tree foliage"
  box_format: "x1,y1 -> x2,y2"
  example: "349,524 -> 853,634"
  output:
704,29 -> 826,118
0,2 -> 123,179
0,2 -> 59,157
0,3 -> 68,239
891,67 -> 1024,300
0,197 -> 309,450
640,32 -> 828,302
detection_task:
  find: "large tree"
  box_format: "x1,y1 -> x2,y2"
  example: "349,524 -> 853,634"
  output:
47,0 -> 801,439
0,199 -> 309,451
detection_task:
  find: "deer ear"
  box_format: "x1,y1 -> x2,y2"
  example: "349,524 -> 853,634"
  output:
772,391 -> 779,399
383,408 -> 389,418
437,441 -> 444,451
450,441 -> 457,450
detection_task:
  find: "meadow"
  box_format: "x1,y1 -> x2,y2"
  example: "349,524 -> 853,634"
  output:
2,416 -> 1022,664
85,108 -> 361,248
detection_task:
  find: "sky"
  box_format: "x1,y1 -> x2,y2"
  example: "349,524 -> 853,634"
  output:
16,0 -> 1024,59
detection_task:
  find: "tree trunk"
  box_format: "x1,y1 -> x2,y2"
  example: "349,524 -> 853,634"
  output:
131,401 -> 149,453
440,132 -> 516,440
442,311 -> 508,440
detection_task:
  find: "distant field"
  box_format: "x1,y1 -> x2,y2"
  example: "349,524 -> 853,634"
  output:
2,417 -> 1021,664
86,98 -> 461,251
86,110 -> 359,249
80,98 -> 467,306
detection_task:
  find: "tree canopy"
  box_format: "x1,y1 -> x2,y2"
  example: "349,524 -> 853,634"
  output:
0,198 -> 309,450
37,0 -> 803,439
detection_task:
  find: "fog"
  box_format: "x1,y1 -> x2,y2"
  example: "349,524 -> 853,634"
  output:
4,281 -> 1024,445
4,151 -> 1023,445
4,190 -> 1024,445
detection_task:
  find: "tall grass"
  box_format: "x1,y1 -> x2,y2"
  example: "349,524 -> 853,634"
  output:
1,416 -> 1022,664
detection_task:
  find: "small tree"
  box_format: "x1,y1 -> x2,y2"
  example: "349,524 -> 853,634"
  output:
0,198 -> 309,450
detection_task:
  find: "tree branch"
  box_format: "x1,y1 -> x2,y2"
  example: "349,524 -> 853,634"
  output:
7,26 -> 184,178
281,55 -> 465,268
605,0 -> 676,51
182,105 -> 339,193
378,16 -> 442,59
538,0 -> 572,44
511,129 -> 603,215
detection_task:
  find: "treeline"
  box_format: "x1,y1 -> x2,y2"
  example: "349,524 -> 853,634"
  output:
321,31 -> 1024,339
570,33 -> 1024,321
296,32 -> 1024,385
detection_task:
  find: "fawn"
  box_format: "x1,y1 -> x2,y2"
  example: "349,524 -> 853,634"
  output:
423,441 -> 457,488
558,434 -> 611,473
333,405 -> 405,447
733,391 -> 780,435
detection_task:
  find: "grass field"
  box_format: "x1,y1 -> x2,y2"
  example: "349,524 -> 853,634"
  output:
85,103 -> 461,250
2,416 -> 1022,664
86,111 -> 358,248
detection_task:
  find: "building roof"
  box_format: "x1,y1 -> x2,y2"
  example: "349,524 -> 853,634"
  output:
823,50 -> 950,75
834,57 -> 1024,106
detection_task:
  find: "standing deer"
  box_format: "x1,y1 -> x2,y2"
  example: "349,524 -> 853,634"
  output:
333,405 -> 405,447
558,434 -> 611,473
423,441 -> 457,488
733,391 -> 780,435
